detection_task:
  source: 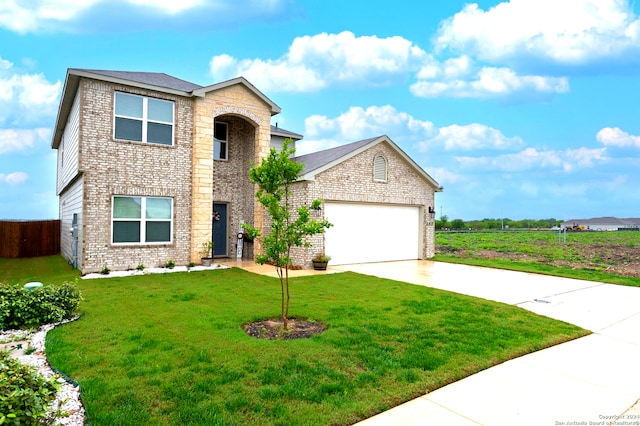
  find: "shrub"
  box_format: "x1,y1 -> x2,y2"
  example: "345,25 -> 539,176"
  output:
0,283 -> 82,330
0,350 -> 61,425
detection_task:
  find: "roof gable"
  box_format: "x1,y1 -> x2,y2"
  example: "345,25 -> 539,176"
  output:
294,135 -> 442,191
193,77 -> 281,115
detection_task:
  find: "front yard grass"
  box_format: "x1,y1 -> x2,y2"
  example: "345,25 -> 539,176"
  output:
14,258 -> 588,426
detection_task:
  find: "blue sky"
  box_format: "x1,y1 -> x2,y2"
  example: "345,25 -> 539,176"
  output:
1,0 -> 640,221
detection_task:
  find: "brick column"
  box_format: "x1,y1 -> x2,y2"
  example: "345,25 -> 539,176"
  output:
191,98 -> 214,261
252,123 -> 271,256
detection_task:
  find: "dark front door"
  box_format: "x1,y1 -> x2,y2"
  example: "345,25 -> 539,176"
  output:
213,203 -> 227,256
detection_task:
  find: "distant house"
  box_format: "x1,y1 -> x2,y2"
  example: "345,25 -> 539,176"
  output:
561,217 -> 640,231
51,68 -> 442,273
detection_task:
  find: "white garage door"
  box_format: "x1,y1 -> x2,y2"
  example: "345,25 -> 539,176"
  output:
324,202 -> 420,265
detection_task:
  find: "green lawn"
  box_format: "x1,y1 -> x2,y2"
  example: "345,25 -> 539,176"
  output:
3,256 -> 589,425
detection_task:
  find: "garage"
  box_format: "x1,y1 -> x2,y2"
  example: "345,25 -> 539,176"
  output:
323,202 -> 421,265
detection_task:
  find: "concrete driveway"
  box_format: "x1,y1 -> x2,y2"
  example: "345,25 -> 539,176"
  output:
332,261 -> 640,426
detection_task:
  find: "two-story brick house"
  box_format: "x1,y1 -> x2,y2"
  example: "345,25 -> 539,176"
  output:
52,69 -> 441,273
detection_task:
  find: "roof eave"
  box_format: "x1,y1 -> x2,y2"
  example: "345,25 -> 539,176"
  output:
193,76 -> 281,115
51,70 -> 80,149
68,69 -> 193,97
271,129 -> 303,140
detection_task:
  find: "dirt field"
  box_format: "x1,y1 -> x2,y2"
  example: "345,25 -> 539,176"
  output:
436,230 -> 640,278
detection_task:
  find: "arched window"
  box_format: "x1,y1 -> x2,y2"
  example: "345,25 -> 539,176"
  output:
373,155 -> 387,181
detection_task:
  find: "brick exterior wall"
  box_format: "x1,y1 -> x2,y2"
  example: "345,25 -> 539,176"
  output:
289,141 -> 438,267
211,116 -> 256,259
78,78 -> 194,272
63,76 -> 435,272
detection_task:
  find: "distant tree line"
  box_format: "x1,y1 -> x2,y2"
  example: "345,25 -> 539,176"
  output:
435,216 -> 561,230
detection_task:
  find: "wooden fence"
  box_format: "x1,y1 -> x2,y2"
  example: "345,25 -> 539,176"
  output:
0,220 -> 60,258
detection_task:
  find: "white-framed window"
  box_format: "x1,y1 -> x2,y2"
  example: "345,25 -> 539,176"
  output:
114,92 -> 174,145
112,196 -> 173,244
373,155 -> 387,181
214,121 -> 228,160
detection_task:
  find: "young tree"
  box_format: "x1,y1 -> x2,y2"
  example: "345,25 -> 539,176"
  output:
436,215 -> 449,230
243,139 -> 332,330
450,218 -> 466,229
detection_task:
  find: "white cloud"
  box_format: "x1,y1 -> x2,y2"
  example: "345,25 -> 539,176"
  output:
210,31 -> 428,92
0,0 -> 101,33
14,74 -> 61,107
296,104 -> 435,155
596,127 -> 640,148
0,128 -> 52,154
300,105 -> 525,158
435,0 -> 640,64
304,105 -> 434,141
411,65 -> 569,99
418,123 -> 524,151
455,147 -> 607,172
429,167 -> 464,185
0,171 -> 29,185
0,58 -> 61,124
0,57 -> 11,70
0,0 -> 294,33
294,139 -> 341,156
564,147 -> 609,170
211,31 -> 570,99
128,0 -> 203,14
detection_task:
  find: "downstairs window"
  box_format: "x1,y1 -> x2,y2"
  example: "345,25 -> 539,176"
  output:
112,196 -> 173,244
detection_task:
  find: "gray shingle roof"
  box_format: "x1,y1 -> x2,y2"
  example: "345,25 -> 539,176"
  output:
294,137 -> 379,174
271,125 -> 303,140
72,69 -> 203,92
562,217 -> 640,226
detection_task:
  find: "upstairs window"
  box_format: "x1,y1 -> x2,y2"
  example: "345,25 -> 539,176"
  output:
112,196 -> 173,244
373,155 -> 387,181
214,121 -> 228,160
114,92 -> 174,145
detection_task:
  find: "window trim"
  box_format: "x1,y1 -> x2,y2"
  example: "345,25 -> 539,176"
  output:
111,195 -> 174,245
373,155 -> 388,182
214,121 -> 228,160
113,92 -> 175,146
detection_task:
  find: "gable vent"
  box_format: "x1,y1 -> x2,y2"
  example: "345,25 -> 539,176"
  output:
373,155 -> 387,181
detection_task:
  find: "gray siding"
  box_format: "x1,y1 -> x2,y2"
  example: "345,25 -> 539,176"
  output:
59,175 -> 83,269
270,135 -> 295,152
57,92 -> 80,195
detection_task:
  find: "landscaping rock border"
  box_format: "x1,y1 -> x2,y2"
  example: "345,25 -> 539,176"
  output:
1,318 -> 84,426
81,263 -> 229,279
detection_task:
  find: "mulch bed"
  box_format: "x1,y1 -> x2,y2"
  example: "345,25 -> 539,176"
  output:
243,318 -> 326,340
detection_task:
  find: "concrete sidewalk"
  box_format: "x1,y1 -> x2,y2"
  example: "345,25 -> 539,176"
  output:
332,261 -> 640,426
